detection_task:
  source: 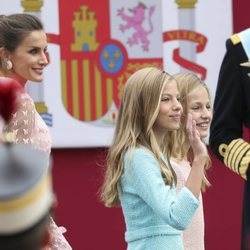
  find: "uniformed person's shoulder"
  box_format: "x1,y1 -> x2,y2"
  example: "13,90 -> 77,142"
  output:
230,28 -> 250,45
230,33 -> 241,45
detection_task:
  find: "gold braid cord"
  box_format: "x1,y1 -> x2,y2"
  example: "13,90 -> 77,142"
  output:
219,139 -> 250,180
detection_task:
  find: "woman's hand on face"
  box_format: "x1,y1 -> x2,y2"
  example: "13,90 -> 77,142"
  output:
186,113 -> 208,160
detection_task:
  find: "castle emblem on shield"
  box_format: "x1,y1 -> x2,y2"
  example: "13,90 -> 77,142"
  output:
45,0 -> 163,126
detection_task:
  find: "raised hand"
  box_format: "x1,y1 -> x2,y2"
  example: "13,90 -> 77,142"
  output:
186,113 -> 208,161
185,113 -> 209,197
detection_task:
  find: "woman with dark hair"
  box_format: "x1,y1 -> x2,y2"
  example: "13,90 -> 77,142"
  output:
0,13 -> 72,250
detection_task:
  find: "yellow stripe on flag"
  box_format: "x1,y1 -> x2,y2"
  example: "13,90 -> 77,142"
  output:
71,60 -> 79,119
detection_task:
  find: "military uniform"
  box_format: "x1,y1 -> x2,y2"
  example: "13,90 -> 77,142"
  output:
210,28 -> 250,250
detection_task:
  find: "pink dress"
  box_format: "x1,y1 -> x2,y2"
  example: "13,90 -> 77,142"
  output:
171,158 -> 205,250
4,92 -> 72,250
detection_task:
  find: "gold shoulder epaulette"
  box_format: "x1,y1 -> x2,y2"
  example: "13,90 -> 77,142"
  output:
230,34 -> 241,45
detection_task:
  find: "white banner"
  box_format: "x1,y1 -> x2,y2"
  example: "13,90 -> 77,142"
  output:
162,0 -> 233,101
0,0 -> 232,148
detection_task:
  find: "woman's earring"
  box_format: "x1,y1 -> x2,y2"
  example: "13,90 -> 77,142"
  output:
5,60 -> 13,70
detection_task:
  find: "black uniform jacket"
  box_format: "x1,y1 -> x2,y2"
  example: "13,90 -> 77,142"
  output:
210,34 -> 250,180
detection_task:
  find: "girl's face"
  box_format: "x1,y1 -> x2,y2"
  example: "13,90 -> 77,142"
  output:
9,30 -> 48,85
187,86 -> 212,139
154,80 -> 182,137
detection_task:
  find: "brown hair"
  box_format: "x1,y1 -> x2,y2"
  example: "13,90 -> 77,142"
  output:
0,14 -> 43,53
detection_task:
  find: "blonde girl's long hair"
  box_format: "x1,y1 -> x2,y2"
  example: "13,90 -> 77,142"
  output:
100,67 -> 177,207
172,72 -> 211,191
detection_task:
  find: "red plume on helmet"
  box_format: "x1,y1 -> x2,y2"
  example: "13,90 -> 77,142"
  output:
0,78 -> 23,123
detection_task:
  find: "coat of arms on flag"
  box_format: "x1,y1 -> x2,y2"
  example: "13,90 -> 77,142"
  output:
47,0 -> 163,126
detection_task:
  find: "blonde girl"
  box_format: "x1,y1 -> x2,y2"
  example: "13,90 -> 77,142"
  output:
171,72 -> 212,250
101,67 -> 209,250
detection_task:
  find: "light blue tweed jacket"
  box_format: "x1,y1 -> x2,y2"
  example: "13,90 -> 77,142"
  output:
118,148 -> 199,250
